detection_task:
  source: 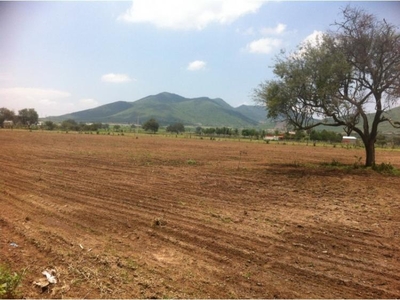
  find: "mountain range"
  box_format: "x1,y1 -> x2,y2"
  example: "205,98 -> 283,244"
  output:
43,91 -> 400,133
44,92 -> 272,128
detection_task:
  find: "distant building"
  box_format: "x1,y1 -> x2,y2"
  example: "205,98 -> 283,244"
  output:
342,136 -> 357,144
3,120 -> 13,128
264,135 -> 283,141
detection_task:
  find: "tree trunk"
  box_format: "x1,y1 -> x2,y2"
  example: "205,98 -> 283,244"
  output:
364,139 -> 376,167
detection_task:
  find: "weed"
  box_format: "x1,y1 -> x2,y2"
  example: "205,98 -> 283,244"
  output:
152,218 -> 167,227
353,156 -> 363,169
237,151 -> 247,169
125,258 -> 138,270
328,159 -> 342,167
242,272 -> 252,280
0,265 -> 24,299
372,162 -> 399,175
289,160 -> 302,168
187,159 -> 197,165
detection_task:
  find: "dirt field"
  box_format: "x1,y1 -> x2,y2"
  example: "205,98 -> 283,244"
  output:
1,130 -> 400,298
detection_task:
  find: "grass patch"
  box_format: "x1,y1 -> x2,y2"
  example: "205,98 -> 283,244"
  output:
0,265 -> 24,299
371,162 -> 400,175
320,159 -> 400,176
186,159 -> 197,165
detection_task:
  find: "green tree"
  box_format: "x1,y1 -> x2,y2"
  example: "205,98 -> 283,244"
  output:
18,108 -> 38,126
61,119 -> 78,131
254,7 -> 400,166
203,127 -> 216,135
90,122 -> 102,131
142,118 -> 159,133
0,108 -> 16,126
195,126 -> 203,134
310,130 -> 321,141
376,134 -> 387,147
44,121 -> 57,131
166,122 -> 185,134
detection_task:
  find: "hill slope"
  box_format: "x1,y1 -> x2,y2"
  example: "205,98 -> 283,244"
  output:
45,92 -> 266,127
48,101 -> 133,123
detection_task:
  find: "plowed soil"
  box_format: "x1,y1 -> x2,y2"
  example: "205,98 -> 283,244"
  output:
1,130 -> 400,298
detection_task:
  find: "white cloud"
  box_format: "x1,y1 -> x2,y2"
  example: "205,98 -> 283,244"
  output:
118,0 -> 267,30
0,87 -> 72,117
187,60 -> 206,71
246,38 -> 282,54
0,73 -> 13,81
302,30 -> 324,48
101,73 -> 133,83
236,27 -> 255,35
260,23 -> 287,35
291,30 -> 325,58
79,98 -> 99,109
0,87 -> 70,100
39,99 -> 57,106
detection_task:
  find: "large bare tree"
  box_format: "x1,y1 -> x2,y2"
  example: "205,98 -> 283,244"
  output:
254,7 -> 400,166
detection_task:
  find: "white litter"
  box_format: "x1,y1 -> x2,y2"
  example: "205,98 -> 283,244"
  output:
42,269 -> 57,284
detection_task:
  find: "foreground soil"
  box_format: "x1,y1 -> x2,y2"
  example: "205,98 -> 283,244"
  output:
1,130 -> 400,298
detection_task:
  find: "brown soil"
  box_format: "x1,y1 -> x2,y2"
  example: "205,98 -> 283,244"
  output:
1,130 -> 400,298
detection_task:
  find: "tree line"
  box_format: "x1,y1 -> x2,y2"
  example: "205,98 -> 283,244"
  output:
1,109 -> 368,144
0,107 -> 39,127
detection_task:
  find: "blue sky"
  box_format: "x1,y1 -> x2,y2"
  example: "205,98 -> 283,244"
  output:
1,1 -> 399,117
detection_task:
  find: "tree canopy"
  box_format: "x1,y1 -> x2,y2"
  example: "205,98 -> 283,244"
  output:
0,108 -> 16,125
1,107 -> 39,128
142,118 -> 159,133
166,122 -> 185,134
254,6 -> 400,166
18,108 -> 39,126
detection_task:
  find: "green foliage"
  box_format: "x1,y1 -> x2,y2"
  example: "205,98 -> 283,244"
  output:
195,126 -> 203,134
18,108 -> 39,126
202,127 -> 215,135
353,156 -> 363,169
61,119 -> 79,131
329,159 -> 342,167
166,122 -> 185,134
372,163 -> 399,175
0,108 -> 16,126
320,159 -> 399,175
59,120 -> 103,132
241,128 -> 258,138
44,121 -> 57,130
376,134 -> 387,147
1,107 -> 39,128
310,129 -> 342,143
202,127 -> 225,135
0,265 -> 23,299
186,159 -> 197,165
142,118 -> 159,133
254,7 -> 400,166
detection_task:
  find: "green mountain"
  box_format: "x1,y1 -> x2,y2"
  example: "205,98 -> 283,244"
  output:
48,101 -> 134,123
368,106 -> 400,134
235,105 -> 269,123
314,106 -> 400,134
44,92 -> 268,127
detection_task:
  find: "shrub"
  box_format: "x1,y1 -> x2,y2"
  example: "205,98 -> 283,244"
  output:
0,265 -> 23,299
187,159 -> 197,165
372,162 -> 398,175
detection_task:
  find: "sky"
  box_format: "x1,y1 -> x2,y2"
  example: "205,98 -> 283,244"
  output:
0,1 -> 399,117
